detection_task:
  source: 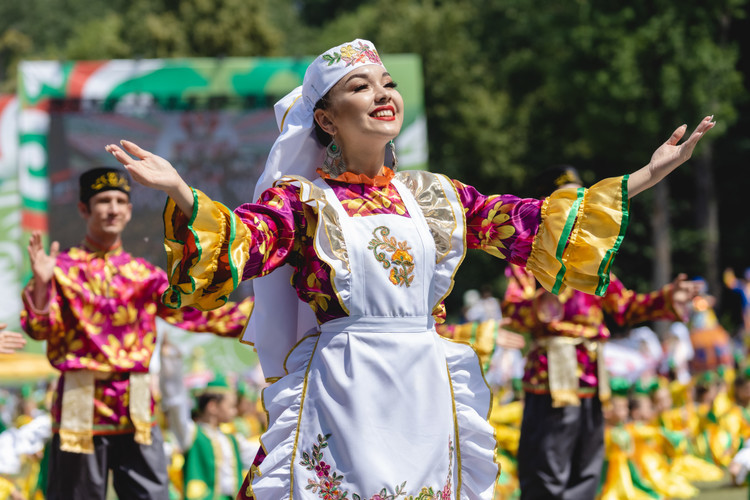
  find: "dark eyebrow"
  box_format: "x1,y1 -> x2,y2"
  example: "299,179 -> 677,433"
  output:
344,71 -> 392,84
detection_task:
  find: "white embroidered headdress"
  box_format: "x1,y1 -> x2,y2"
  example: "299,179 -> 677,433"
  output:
243,40 -> 386,378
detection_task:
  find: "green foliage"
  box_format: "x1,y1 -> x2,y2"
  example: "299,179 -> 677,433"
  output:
65,13 -> 132,60
304,0 -> 746,306
0,0 -> 282,91
2,0 -> 748,311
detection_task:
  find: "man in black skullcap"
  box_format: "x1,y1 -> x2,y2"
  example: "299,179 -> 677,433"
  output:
20,167 -> 253,500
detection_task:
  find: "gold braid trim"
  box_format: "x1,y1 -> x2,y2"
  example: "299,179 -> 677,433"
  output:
59,371 -> 95,454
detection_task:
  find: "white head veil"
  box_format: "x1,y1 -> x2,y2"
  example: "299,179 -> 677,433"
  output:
242,40 -> 386,379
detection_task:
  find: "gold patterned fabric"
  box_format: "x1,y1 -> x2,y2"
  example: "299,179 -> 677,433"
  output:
59,371 -> 96,454
531,336 -> 609,407
535,337 -> 587,407
129,372 -> 153,446
397,171 -> 459,264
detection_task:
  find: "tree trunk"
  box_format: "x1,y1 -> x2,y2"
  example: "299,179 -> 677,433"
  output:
652,180 -> 672,287
694,144 -> 720,298
651,180 -> 671,337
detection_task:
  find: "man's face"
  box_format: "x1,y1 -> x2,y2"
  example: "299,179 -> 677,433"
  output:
79,190 -> 132,240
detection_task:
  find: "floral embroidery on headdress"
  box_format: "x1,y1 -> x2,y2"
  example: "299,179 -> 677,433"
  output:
300,433 -> 454,500
323,41 -> 382,67
367,226 -> 415,287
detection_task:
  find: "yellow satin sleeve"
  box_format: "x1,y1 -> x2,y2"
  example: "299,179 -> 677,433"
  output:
526,175 -> 629,297
163,188 -> 251,310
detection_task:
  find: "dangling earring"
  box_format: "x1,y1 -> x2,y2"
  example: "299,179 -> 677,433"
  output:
388,140 -> 398,171
322,138 -> 347,177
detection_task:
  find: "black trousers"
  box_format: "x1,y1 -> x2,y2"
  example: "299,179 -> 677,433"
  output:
46,426 -> 169,500
517,392 -> 604,500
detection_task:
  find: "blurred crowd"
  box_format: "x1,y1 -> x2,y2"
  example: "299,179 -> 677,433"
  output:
0,340 -> 268,500
435,267 -> 750,499
1,266 -> 750,499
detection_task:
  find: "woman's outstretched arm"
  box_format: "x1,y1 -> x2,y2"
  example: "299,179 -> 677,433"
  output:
628,115 -> 715,198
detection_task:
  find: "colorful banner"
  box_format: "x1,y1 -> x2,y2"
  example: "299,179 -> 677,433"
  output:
0,95 -> 22,331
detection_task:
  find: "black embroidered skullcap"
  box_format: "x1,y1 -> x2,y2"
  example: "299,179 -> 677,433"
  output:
79,167 -> 131,203
532,164 -> 583,197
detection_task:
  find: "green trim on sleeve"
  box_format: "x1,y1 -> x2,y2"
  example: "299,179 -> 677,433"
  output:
550,187 -> 585,295
221,200 -> 240,291
187,188 -> 204,295
161,187 -> 201,309
594,175 -> 630,296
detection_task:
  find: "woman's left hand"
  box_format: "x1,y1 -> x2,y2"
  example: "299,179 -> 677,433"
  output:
628,115 -> 716,198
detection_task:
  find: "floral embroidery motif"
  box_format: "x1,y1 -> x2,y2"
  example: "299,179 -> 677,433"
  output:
300,433 -> 454,500
476,197 -> 515,256
367,226 -> 415,287
323,41 -> 382,67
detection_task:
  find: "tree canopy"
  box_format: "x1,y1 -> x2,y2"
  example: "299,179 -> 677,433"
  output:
2,0 -> 747,322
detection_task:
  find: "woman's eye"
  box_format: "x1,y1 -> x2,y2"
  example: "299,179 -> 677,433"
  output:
385,81 -> 398,88
354,84 -> 368,92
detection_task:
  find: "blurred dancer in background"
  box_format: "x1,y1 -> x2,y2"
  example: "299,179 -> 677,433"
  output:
21,167 -> 252,500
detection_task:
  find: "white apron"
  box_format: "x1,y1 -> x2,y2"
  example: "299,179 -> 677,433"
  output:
251,173 -> 498,500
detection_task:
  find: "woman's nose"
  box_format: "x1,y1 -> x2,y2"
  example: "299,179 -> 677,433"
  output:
374,84 -> 389,102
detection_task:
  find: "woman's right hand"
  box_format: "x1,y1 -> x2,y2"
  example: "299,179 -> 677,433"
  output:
105,140 -> 195,215
106,140 -> 182,192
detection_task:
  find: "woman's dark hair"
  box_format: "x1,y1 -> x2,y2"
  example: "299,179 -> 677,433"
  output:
313,95 -> 332,146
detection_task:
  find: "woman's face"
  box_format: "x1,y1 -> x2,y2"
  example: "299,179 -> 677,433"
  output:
318,64 -> 403,147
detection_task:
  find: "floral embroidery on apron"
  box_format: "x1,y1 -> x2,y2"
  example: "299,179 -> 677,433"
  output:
300,433 -> 454,500
367,226 -> 416,287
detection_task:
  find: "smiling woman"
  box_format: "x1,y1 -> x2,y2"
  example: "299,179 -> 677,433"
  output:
106,39 -> 713,500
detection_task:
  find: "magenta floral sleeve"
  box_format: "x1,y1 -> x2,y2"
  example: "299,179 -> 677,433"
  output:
234,184 -> 303,279
165,184 -> 300,295
602,277 -> 677,326
452,179 -> 543,265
